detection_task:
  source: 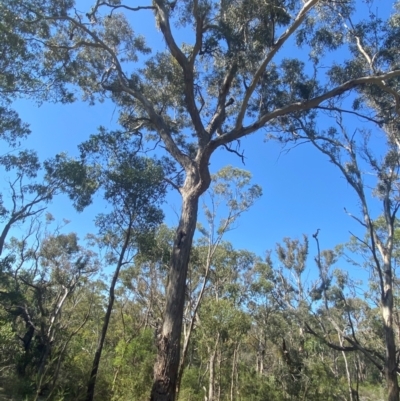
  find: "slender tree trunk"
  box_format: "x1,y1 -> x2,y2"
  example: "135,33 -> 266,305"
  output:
208,347 -> 216,401
111,367 -> 121,393
217,348 -> 221,401
342,350 -> 354,401
230,347 -> 236,401
338,334 -> 354,401
230,343 -> 240,401
175,328 -> 190,397
37,285 -> 71,382
208,333 -> 220,401
235,345 -> 240,400
151,189 -> 201,401
259,336 -> 265,376
175,309 -> 197,397
355,355 -> 364,383
381,260 -> 399,401
85,222 -> 132,401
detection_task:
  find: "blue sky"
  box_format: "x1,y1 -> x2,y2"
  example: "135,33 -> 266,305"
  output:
13,98 -> 368,260
3,0 -> 395,287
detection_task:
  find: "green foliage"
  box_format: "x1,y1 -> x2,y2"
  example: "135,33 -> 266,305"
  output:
0,319 -> 23,388
198,166 -> 262,239
200,298 -> 251,342
0,0 -> 77,147
0,223 -> 386,401
44,153 -> 100,212
239,371 -> 281,401
112,329 -> 156,401
0,222 -> 99,399
1,1 -> 399,400
212,166 -> 262,216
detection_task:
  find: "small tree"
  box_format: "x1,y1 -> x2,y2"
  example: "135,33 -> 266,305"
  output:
0,218 -> 98,399
55,130 -> 167,401
0,150 -> 63,256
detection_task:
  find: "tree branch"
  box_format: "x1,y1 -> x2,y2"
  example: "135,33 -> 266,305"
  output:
153,0 -> 206,143
213,69 -> 400,149
316,105 -> 384,126
235,0 -> 319,129
206,64 -> 237,137
44,13 -> 194,171
221,143 -> 245,165
304,322 -> 356,352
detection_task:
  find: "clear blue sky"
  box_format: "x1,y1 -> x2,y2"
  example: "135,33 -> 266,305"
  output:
4,0 -> 395,286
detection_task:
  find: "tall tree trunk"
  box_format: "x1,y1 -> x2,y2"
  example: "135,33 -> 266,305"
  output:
382,260 -> 399,401
217,348 -> 221,401
85,222 -> 132,401
230,347 -> 236,401
208,333 -> 220,401
151,190 -> 200,401
258,335 -> 265,376
230,343 -> 239,401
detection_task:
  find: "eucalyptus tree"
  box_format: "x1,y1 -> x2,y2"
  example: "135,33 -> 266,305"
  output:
197,297 -> 251,401
0,221 -> 98,399
183,241 -> 255,401
262,235 -> 374,400
52,130 -> 167,401
269,5 -> 400,399
276,102 -> 400,400
177,166 -> 261,394
0,0 -> 77,147
1,1 -> 33,146
0,150 -> 64,256
7,0 -> 400,399
268,130 -> 400,401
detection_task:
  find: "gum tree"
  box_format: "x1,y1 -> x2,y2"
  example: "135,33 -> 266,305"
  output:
6,0 -> 400,399
78,133 -> 166,401
278,113 -> 400,401
271,7 -> 400,397
0,222 -> 98,399
177,166 -> 261,395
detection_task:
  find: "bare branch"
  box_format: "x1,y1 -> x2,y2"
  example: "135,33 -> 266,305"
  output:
98,2 -> 155,14
344,208 -> 367,228
164,177 -> 182,194
304,322 -> 356,352
221,143 -> 246,165
316,105 -> 383,126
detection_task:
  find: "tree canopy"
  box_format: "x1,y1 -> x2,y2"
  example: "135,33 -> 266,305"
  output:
1,0 -> 400,401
